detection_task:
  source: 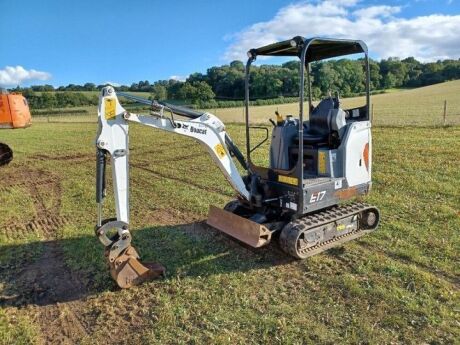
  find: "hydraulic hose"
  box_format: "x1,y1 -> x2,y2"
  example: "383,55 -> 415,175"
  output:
117,92 -> 204,119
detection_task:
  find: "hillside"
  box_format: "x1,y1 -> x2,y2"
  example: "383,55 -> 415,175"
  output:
30,80 -> 460,127
208,80 -> 460,126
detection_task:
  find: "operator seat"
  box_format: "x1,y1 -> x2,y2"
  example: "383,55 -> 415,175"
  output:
306,97 -> 339,144
288,97 -> 346,173
294,97 -> 340,146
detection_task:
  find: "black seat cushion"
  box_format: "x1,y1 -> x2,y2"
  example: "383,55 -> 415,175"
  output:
302,133 -> 328,144
293,133 -> 328,145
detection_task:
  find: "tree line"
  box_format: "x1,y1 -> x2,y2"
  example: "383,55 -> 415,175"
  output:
12,57 -> 460,110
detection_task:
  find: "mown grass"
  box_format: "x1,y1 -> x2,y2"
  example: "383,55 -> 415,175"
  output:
0,120 -> 458,344
0,309 -> 39,345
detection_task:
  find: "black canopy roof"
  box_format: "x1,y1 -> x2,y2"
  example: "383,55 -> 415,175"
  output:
248,37 -> 367,62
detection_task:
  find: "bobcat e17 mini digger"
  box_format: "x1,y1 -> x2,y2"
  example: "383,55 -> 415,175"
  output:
95,37 -> 380,288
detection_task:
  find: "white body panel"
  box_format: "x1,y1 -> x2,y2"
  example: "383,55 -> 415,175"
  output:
96,89 -> 130,222
342,121 -> 372,187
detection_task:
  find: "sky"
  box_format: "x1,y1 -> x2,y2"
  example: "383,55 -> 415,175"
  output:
0,0 -> 459,87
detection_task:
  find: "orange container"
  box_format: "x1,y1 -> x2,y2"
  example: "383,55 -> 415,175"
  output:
0,93 -> 32,129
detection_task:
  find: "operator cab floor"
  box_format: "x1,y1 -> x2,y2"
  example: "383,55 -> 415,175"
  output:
302,176 -> 340,187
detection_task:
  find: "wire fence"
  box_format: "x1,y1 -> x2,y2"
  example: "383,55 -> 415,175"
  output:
370,100 -> 460,127
32,99 -> 460,127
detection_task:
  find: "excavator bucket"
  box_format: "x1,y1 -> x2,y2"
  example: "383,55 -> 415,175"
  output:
0,143 -> 13,167
207,205 -> 272,248
106,245 -> 165,289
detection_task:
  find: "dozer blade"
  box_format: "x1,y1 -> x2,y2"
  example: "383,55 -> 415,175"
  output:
106,245 -> 165,289
207,205 -> 272,248
0,143 -> 13,167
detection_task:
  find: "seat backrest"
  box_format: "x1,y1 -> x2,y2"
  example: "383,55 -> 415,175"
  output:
309,97 -> 337,135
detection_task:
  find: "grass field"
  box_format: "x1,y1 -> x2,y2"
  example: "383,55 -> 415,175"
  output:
33,80 -> 460,127
0,115 -> 459,343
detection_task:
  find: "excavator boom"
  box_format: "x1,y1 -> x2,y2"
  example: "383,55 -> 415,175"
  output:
95,87 -> 254,287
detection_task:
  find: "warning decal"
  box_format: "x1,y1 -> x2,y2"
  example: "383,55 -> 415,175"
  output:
318,151 -> 327,174
214,144 -> 226,159
278,175 -> 298,186
104,98 -> 116,120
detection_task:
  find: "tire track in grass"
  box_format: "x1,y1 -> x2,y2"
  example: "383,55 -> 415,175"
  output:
3,215 -> 71,240
1,172 -> 68,239
0,167 -> 91,342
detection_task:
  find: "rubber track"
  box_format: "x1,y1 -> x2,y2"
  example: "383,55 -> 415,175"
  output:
279,202 -> 379,259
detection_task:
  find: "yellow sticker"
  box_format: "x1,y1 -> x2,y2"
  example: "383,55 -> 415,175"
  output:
104,98 -> 116,120
337,224 -> 346,231
278,175 -> 298,186
214,144 -> 226,159
318,151 -> 327,174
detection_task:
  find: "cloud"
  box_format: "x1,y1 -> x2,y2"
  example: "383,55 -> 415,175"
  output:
0,65 -> 51,86
354,5 -> 401,18
169,75 -> 188,82
104,81 -> 121,87
223,0 -> 460,62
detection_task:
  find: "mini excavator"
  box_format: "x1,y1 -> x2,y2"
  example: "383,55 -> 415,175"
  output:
95,37 -> 380,288
0,89 -> 32,166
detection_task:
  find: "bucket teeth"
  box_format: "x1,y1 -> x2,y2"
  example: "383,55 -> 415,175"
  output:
106,245 -> 165,289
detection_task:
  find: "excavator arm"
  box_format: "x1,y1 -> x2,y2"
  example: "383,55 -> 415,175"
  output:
95,86 -> 251,288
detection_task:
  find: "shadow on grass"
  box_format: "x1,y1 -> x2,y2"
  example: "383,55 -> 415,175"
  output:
0,221 -> 294,307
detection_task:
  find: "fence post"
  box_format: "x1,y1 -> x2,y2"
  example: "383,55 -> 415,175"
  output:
443,100 -> 447,127
371,103 -> 374,124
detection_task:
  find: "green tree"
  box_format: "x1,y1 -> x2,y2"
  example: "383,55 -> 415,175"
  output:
192,81 -> 215,102
369,59 -> 382,90
151,84 -> 167,100
230,60 -> 244,70
83,83 -> 96,91
382,72 -> 397,89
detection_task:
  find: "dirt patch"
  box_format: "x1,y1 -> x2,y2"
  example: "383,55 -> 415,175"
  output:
1,240 -> 91,343
36,301 -> 89,344
8,241 -> 90,343
9,241 -> 86,305
33,153 -> 93,162
0,168 -> 56,192
3,215 -> 70,240
1,166 -> 92,343
1,167 -> 64,237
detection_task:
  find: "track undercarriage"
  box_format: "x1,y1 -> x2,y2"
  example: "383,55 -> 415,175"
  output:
209,201 -> 380,259
279,202 -> 379,259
